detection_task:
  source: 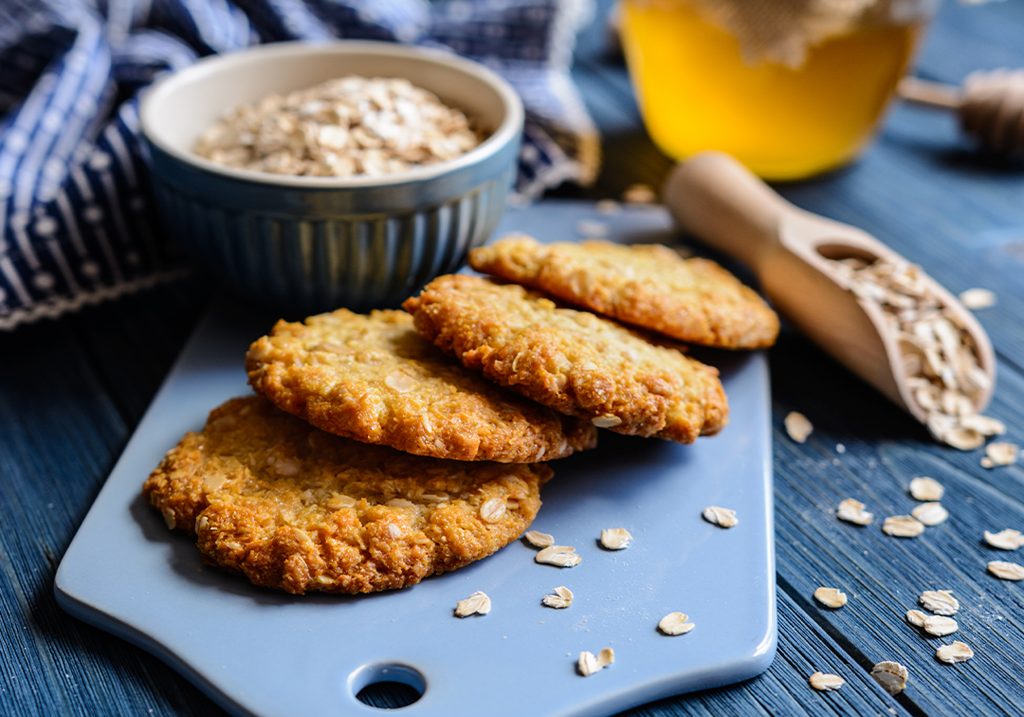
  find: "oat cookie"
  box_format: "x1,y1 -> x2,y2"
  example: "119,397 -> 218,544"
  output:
403,275 -> 728,443
143,397 -> 549,595
469,236 -> 779,349
247,309 -> 595,462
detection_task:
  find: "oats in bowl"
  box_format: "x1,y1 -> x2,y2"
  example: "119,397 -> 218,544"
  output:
194,76 -> 482,178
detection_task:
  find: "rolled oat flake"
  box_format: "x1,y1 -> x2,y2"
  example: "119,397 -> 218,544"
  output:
836,498 -> 874,526
935,641 -> 974,664
908,476 -> 944,501
988,560 -> 1024,581
919,589 -> 959,615
911,502 -> 948,526
813,587 -> 847,609
984,529 -> 1024,551
702,505 -> 738,528
784,411 -> 813,443
882,515 -> 925,538
658,612 -> 696,636
922,615 -> 958,637
905,609 -> 927,628
808,672 -> 845,692
870,661 -> 908,696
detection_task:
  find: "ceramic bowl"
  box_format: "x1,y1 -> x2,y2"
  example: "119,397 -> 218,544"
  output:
140,41 -> 523,311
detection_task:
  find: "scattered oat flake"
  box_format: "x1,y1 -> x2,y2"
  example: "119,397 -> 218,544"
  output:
702,506 -> 738,528
454,591 -> 491,617
808,672 -> 845,692
912,502 -> 949,526
906,609 -> 927,628
922,615 -> 959,637
813,587 -> 848,609
836,498 -> 874,526
576,219 -> 609,237
595,199 -> 620,214
542,586 -> 574,609
981,442 -> 1019,469
524,530 -> 555,549
623,183 -> 657,204
909,476 -> 944,502
577,647 -> 614,677
599,527 -> 633,550
935,641 -> 974,664
870,661 -> 908,696
984,529 -> 1024,551
919,589 -> 959,615
959,288 -> 996,310
536,545 -> 582,568
882,515 -> 925,538
658,612 -> 696,636
784,411 -> 813,443
988,560 -> 1024,581
577,651 -> 602,677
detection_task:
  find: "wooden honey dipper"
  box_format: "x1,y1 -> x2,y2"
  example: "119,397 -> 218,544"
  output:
898,69 -> 1024,153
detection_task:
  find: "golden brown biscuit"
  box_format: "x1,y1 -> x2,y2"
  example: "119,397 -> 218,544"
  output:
469,236 -> 779,349
403,275 -> 728,443
144,396 -> 549,595
246,309 -> 596,462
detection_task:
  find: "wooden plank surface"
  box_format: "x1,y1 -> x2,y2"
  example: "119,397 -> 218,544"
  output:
2,1 -> 1023,715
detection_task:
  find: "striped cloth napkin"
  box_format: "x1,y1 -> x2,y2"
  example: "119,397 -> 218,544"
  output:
0,0 -> 599,330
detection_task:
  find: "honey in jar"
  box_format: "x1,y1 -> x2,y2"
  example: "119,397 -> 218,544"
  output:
620,0 -> 934,179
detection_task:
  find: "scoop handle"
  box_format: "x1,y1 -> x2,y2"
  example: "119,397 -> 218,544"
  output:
662,152 -> 799,271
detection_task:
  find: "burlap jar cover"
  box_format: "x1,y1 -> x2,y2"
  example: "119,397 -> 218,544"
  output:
682,0 -> 939,66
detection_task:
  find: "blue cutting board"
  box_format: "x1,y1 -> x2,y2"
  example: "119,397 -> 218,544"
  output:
55,201 -> 775,717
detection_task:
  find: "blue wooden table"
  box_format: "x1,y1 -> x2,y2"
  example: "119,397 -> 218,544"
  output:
3,2 -> 1023,715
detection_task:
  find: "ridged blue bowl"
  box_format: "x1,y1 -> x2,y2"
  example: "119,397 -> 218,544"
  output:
140,42 -> 523,312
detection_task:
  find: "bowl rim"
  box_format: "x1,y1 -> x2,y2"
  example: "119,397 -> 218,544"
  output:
139,40 -> 525,189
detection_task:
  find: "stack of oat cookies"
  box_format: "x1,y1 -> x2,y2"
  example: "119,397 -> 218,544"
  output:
143,235 -> 779,595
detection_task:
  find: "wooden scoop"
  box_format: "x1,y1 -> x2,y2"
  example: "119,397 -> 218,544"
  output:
663,152 -> 996,423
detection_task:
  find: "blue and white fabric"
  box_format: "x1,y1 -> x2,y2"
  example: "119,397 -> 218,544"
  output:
0,0 -> 599,329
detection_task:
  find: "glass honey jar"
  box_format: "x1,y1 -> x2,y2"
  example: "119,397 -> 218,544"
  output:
620,0 -> 937,179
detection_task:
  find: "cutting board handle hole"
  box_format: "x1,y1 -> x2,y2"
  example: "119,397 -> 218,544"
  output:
350,663 -> 426,710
